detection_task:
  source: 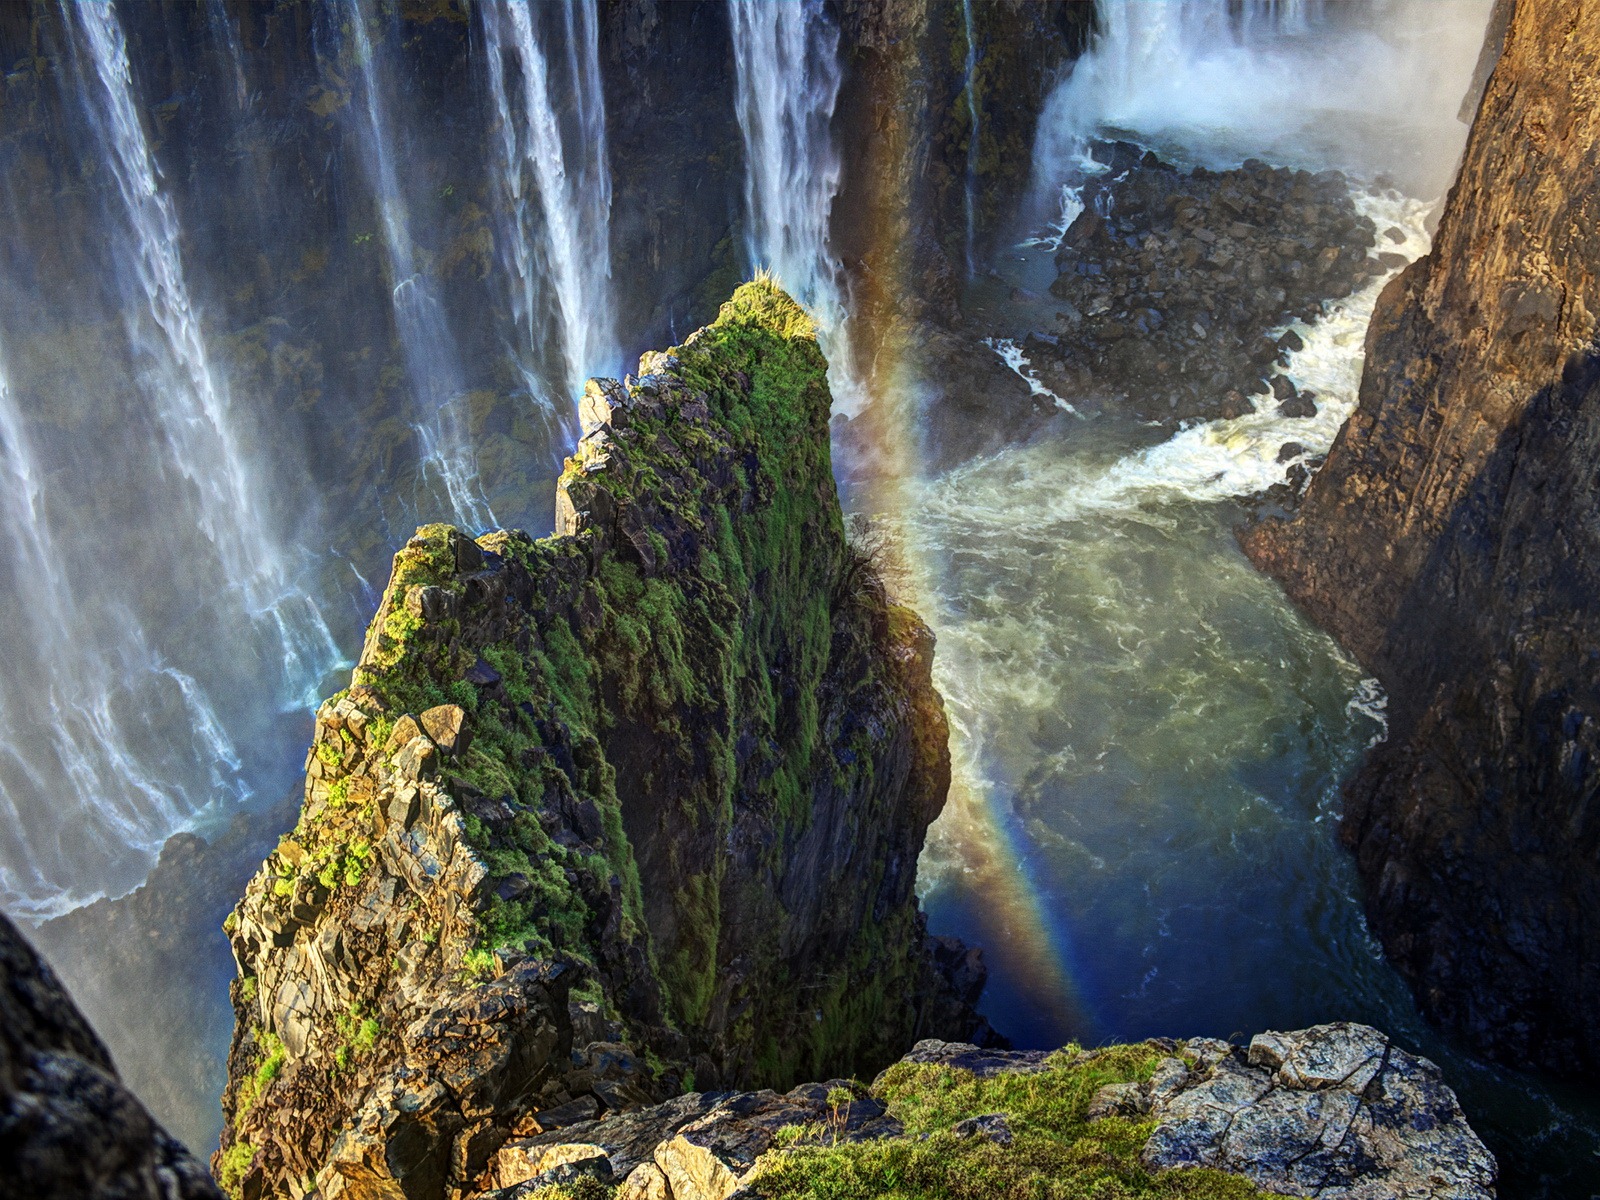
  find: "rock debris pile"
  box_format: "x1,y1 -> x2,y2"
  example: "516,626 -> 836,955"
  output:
1032,145 -> 1398,426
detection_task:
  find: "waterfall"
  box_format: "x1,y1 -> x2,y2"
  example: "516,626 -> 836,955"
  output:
0,332 -> 247,917
67,0 -> 336,696
344,0 -> 494,530
728,0 -> 864,417
481,0 -> 619,426
961,0 -> 980,278
0,0 -> 342,917
1032,0 -> 1494,202
206,0 -> 250,111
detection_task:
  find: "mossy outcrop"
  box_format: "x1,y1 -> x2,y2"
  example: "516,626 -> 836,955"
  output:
215,281 -> 984,1200
471,1024 -> 1493,1200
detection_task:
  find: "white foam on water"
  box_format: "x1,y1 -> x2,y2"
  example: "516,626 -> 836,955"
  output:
1348,677 -> 1390,748
956,189 -> 1434,535
984,337 -> 1080,416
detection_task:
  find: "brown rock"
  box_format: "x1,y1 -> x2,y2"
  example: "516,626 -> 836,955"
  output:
1241,0 -> 1600,1076
419,704 -> 470,757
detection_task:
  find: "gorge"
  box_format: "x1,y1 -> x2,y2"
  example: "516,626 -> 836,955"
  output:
1,1 -> 1598,1198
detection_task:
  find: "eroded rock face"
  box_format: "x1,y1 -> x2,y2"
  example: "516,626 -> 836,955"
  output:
1242,0 -> 1600,1074
217,282 -> 985,1199
0,911 -> 222,1199
1124,1025 -> 1495,1199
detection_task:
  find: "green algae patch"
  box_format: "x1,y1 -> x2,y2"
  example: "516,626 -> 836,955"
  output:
746,1045 -> 1271,1200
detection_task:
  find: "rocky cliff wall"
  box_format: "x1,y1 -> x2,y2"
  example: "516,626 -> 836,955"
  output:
0,910 -> 223,1199
1243,0 -> 1600,1075
215,281 -> 983,1200
830,0 -> 1096,478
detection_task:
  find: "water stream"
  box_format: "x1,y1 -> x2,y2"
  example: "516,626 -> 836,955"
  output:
906,3 -> 1600,1194
960,0 -> 980,279
728,0 -> 864,419
481,0 -> 619,422
343,0 -> 494,531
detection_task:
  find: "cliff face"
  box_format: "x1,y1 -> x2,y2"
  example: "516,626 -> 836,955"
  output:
831,0 -> 1096,477
0,910 -> 222,1199
216,282 -> 980,1200
1243,0 -> 1600,1074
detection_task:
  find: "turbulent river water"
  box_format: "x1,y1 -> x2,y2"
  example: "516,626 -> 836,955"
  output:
901,205 -> 1600,1200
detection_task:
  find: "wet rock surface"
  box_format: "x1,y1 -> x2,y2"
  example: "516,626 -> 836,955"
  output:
1115,1024 -> 1495,1199
1034,145 -> 1383,426
1243,0 -> 1600,1076
0,911 -> 222,1199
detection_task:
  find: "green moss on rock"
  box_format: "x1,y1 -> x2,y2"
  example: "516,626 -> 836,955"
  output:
219,280 -> 972,1199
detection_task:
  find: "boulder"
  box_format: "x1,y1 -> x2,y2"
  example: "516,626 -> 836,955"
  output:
0,911 -> 222,1200
419,704 -> 470,757
1127,1024 -> 1495,1199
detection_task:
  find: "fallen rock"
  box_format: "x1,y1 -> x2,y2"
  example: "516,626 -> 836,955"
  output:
1038,145 -> 1382,426
419,703 -> 470,756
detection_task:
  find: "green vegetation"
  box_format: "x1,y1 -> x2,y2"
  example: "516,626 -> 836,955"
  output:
217,1139 -> 257,1199
745,1046 -> 1269,1199
332,1004 -> 381,1070
498,1045 -> 1269,1200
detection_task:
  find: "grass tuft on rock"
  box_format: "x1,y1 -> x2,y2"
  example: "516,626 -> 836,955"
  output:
745,1044 -> 1271,1200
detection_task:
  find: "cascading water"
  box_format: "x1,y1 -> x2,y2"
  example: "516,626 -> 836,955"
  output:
728,0 -> 864,417
0,0 -> 340,919
343,0 -> 494,531
481,0 -> 619,426
67,0 -> 337,701
1033,0 -> 1494,206
0,337 -> 241,918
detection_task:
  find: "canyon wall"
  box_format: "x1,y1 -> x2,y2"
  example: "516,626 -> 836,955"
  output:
215,282 -> 983,1200
832,0 -> 1096,475
1244,0 -> 1600,1075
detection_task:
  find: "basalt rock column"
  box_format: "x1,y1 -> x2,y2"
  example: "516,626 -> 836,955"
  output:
1243,0 -> 1600,1074
217,281 -> 983,1200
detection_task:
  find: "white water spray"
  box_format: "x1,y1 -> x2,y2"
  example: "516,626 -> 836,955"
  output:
66,1 -> 337,701
345,0 -> 494,530
729,0 -> 864,417
1034,0 -> 1493,208
0,334 -> 246,918
481,0 -> 619,422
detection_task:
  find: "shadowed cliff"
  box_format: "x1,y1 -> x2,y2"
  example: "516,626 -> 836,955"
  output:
1243,0 -> 1600,1074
